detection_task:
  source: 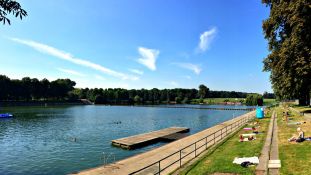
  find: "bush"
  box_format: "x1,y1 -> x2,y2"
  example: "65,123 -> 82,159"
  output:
246,94 -> 263,106
175,97 -> 182,104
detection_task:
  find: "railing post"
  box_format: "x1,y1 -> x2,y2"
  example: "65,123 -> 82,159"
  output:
194,142 -> 197,157
205,137 -> 208,149
179,150 -> 181,167
158,161 -> 161,175
221,129 -> 223,139
214,133 -> 216,144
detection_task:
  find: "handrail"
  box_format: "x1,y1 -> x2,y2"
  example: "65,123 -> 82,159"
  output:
129,113 -> 254,175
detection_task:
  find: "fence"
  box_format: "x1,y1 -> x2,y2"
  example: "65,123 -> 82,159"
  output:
129,113 -> 255,175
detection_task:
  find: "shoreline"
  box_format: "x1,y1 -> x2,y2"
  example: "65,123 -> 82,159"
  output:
0,100 -> 256,108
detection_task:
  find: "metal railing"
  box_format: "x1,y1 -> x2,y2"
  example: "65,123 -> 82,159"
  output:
129,114 -> 254,175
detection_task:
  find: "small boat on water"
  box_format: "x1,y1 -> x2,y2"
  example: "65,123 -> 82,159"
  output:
0,113 -> 13,118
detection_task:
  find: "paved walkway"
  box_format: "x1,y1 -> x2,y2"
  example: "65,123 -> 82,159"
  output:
256,111 -> 280,175
75,111 -> 255,175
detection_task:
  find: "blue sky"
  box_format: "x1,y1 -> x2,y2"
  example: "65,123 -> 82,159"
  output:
0,0 -> 272,93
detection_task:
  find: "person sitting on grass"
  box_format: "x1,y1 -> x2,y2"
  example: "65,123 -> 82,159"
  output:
288,127 -> 305,142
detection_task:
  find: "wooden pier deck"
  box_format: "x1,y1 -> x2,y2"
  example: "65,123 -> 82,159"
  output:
112,127 -> 190,149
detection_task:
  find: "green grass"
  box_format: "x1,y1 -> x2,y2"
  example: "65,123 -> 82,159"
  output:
276,107 -> 311,175
292,106 -> 311,113
179,110 -> 272,175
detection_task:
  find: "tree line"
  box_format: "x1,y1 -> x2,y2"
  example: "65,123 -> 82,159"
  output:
0,75 -> 76,101
0,75 -> 273,105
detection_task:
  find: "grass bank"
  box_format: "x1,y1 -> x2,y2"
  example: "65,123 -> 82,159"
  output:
179,109 -> 272,175
291,105 -> 311,113
277,106 -> 311,175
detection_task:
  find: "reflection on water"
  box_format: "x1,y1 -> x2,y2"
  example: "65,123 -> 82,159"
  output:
0,105 -> 249,175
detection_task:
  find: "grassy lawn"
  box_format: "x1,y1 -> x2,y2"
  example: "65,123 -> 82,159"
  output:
179,110 -> 272,175
276,107 -> 311,175
291,105 -> 311,113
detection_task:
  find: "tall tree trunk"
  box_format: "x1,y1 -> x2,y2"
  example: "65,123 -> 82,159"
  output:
299,91 -> 310,106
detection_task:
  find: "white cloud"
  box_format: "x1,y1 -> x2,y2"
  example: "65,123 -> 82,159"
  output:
137,47 -> 159,71
198,27 -> 217,52
129,69 -> 144,75
57,68 -> 86,77
10,38 -> 139,81
94,74 -> 106,81
173,63 -> 202,75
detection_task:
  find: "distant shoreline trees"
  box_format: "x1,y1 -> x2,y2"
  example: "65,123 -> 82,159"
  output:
0,75 -> 76,101
0,74 -> 272,105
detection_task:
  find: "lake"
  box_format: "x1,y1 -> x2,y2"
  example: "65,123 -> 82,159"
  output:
0,105 -> 251,175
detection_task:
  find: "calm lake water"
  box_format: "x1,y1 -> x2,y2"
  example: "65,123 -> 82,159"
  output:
0,105 -> 251,175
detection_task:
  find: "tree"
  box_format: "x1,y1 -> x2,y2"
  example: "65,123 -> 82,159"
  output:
0,75 -> 10,99
0,0 -> 27,25
263,91 -> 275,99
134,95 -> 141,104
245,94 -> 263,106
198,84 -> 209,99
175,96 -> 182,104
262,0 -> 311,106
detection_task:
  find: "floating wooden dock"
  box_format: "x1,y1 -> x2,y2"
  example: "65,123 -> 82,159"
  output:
112,127 -> 190,149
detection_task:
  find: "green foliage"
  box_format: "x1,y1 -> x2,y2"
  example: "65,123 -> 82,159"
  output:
0,0 -> 27,25
199,98 -> 204,104
175,96 -> 182,104
0,75 -> 76,101
181,97 -> 190,104
133,95 -> 141,104
223,99 -> 229,102
245,94 -> 263,106
263,91 -> 275,99
94,95 -> 106,104
198,84 -> 209,99
1,75 -> 274,105
262,0 -> 311,105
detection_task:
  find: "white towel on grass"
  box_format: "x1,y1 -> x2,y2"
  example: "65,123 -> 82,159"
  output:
233,157 -> 259,164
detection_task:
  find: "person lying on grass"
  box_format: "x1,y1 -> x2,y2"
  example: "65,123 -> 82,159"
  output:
239,135 -> 256,142
288,127 -> 305,142
287,121 -> 307,125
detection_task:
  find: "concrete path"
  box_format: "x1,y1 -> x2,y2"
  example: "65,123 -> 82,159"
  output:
269,111 -> 280,175
256,111 -> 280,175
75,111 -> 255,175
